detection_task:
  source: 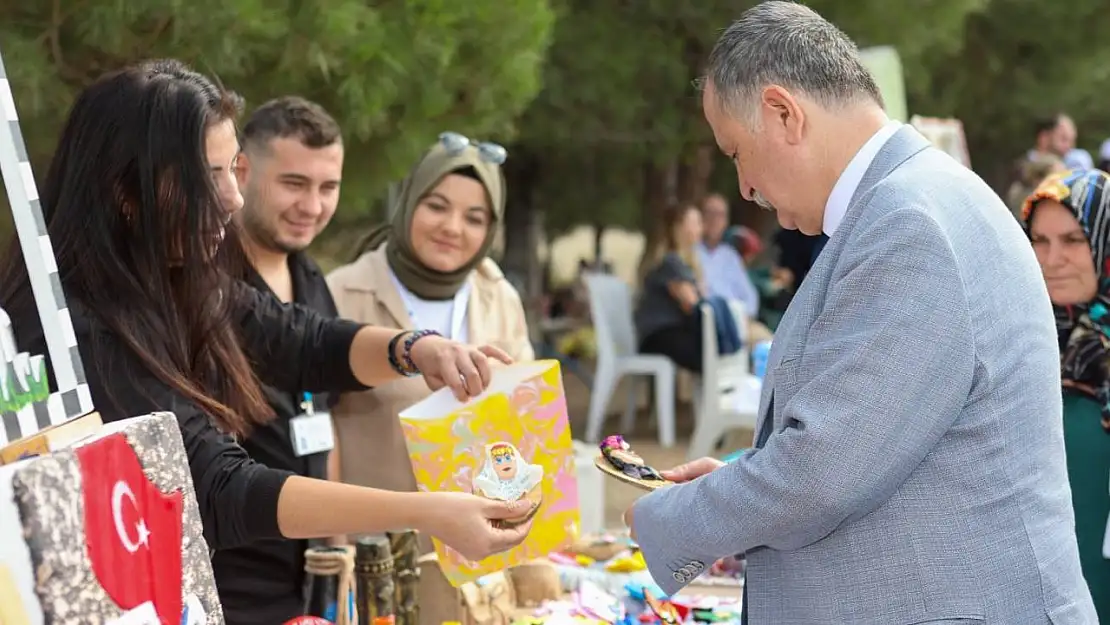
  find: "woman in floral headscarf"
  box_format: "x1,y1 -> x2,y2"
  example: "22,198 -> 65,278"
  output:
1023,168 -> 1110,617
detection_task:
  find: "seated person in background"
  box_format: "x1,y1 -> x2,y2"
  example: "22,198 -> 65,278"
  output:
634,203 -> 707,373
696,193 -> 760,317
730,225 -> 789,332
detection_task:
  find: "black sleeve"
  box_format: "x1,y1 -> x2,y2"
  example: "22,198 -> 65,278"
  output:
232,282 -> 371,395
658,252 -> 696,283
80,329 -> 292,550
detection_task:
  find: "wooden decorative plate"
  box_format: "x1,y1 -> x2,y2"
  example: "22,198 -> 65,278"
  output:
594,455 -> 674,491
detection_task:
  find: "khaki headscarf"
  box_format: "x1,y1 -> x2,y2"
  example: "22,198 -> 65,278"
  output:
356,141 -> 506,300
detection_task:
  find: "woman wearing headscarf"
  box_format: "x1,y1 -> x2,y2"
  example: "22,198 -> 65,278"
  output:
326,133 -> 533,623
1023,169 -> 1110,617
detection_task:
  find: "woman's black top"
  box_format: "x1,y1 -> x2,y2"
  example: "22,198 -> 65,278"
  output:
11,283 -> 368,549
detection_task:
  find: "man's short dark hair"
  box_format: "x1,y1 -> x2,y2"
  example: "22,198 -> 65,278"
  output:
241,96 -> 341,153
1033,113 -> 1067,138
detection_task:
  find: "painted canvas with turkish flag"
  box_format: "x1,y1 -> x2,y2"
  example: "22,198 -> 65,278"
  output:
77,433 -> 184,623
0,412 -> 222,623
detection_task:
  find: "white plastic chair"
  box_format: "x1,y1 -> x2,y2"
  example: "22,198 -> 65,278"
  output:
688,299 -> 761,460
583,273 -> 678,447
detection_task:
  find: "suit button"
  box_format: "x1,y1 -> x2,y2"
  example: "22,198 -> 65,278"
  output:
692,560 -> 705,570
681,564 -> 696,576
672,571 -> 684,582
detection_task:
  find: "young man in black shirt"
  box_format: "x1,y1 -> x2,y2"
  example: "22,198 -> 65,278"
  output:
217,96 -> 346,625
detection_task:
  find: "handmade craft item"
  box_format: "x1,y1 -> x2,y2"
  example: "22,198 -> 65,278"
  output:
643,589 -> 682,625
472,441 -> 544,527
504,560 -> 561,607
594,435 -> 673,491
565,534 -> 630,562
399,360 -> 580,586
304,545 -> 357,624
386,530 -> 420,625
355,536 -> 396,624
459,572 -> 516,625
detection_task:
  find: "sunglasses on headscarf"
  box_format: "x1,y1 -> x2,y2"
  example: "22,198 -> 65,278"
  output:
438,131 -> 507,165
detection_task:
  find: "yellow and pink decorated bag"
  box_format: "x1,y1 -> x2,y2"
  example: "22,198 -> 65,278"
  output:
398,360 -> 580,586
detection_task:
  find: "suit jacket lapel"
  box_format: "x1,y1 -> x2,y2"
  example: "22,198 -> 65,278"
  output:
751,125 -> 933,447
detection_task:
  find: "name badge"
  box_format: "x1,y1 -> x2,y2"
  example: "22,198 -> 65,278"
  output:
290,411 -> 335,457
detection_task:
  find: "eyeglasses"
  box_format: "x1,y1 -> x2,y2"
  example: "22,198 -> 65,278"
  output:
438,131 -> 507,165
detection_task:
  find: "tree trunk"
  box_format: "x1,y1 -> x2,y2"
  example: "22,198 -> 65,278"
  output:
637,159 -> 677,278
676,144 -> 715,205
500,148 -> 540,295
592,221 -> 605,267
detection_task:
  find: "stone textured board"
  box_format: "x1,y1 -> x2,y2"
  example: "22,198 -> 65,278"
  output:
6,412 -> 223,623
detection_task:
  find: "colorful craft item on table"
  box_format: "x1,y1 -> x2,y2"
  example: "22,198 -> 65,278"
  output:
643,589 -> 683,625
604,550 -> 647,573
624,581 -> 667,602
595,435 -> 673,491
76,433 -> 183,625
691,609 -> 730,623
548,551 -> 582,566
567,533 -> 630,562
708,555 -> 744,579
574,580 -> 625,623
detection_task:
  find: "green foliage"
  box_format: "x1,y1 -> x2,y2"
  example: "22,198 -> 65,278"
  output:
910,0 -> 1110,186
0,0 -> 556,223
513,0 -> 988,234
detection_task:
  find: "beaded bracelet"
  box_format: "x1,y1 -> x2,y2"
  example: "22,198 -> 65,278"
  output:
401,329 -> 442,376
387,331 -> 411,376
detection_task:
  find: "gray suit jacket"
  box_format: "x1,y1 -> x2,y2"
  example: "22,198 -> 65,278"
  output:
632,127 -> 1097,624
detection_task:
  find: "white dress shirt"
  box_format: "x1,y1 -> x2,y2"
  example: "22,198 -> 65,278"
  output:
823,121 -> 903,236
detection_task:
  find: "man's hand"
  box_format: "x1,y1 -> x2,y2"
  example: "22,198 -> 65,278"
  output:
624,457 -> 727,540
660,456 -> 726,483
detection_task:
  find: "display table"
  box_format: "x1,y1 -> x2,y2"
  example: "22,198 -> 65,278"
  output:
455,534 -> 742,625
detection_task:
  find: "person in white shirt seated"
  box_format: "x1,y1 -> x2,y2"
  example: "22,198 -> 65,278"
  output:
696,193 -> 760,318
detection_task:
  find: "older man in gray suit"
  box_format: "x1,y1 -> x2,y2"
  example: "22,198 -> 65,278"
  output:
625,3 -> 1096,623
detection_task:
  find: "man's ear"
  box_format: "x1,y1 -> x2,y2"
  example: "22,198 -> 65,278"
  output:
759,85 -> 806,145
234,151 -> 251,187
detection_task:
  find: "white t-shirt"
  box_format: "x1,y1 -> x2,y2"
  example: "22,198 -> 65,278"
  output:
387,267 -> 471,342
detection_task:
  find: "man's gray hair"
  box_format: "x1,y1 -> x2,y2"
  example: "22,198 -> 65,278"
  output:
705,1 -> 882,125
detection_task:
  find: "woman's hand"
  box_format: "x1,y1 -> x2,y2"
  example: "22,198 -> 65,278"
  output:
414,492 -> 534,561
408,334 -> 513,400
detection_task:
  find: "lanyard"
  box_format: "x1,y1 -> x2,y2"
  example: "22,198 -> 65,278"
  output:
300,392 -> 315,415
388,270 -> 471,340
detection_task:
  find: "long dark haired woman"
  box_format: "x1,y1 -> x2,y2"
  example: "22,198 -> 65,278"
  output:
0,59 -> 530,560
633,203 -> 706,372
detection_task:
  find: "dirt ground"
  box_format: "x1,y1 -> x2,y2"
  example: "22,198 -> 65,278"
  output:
560,370 -> 754,528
